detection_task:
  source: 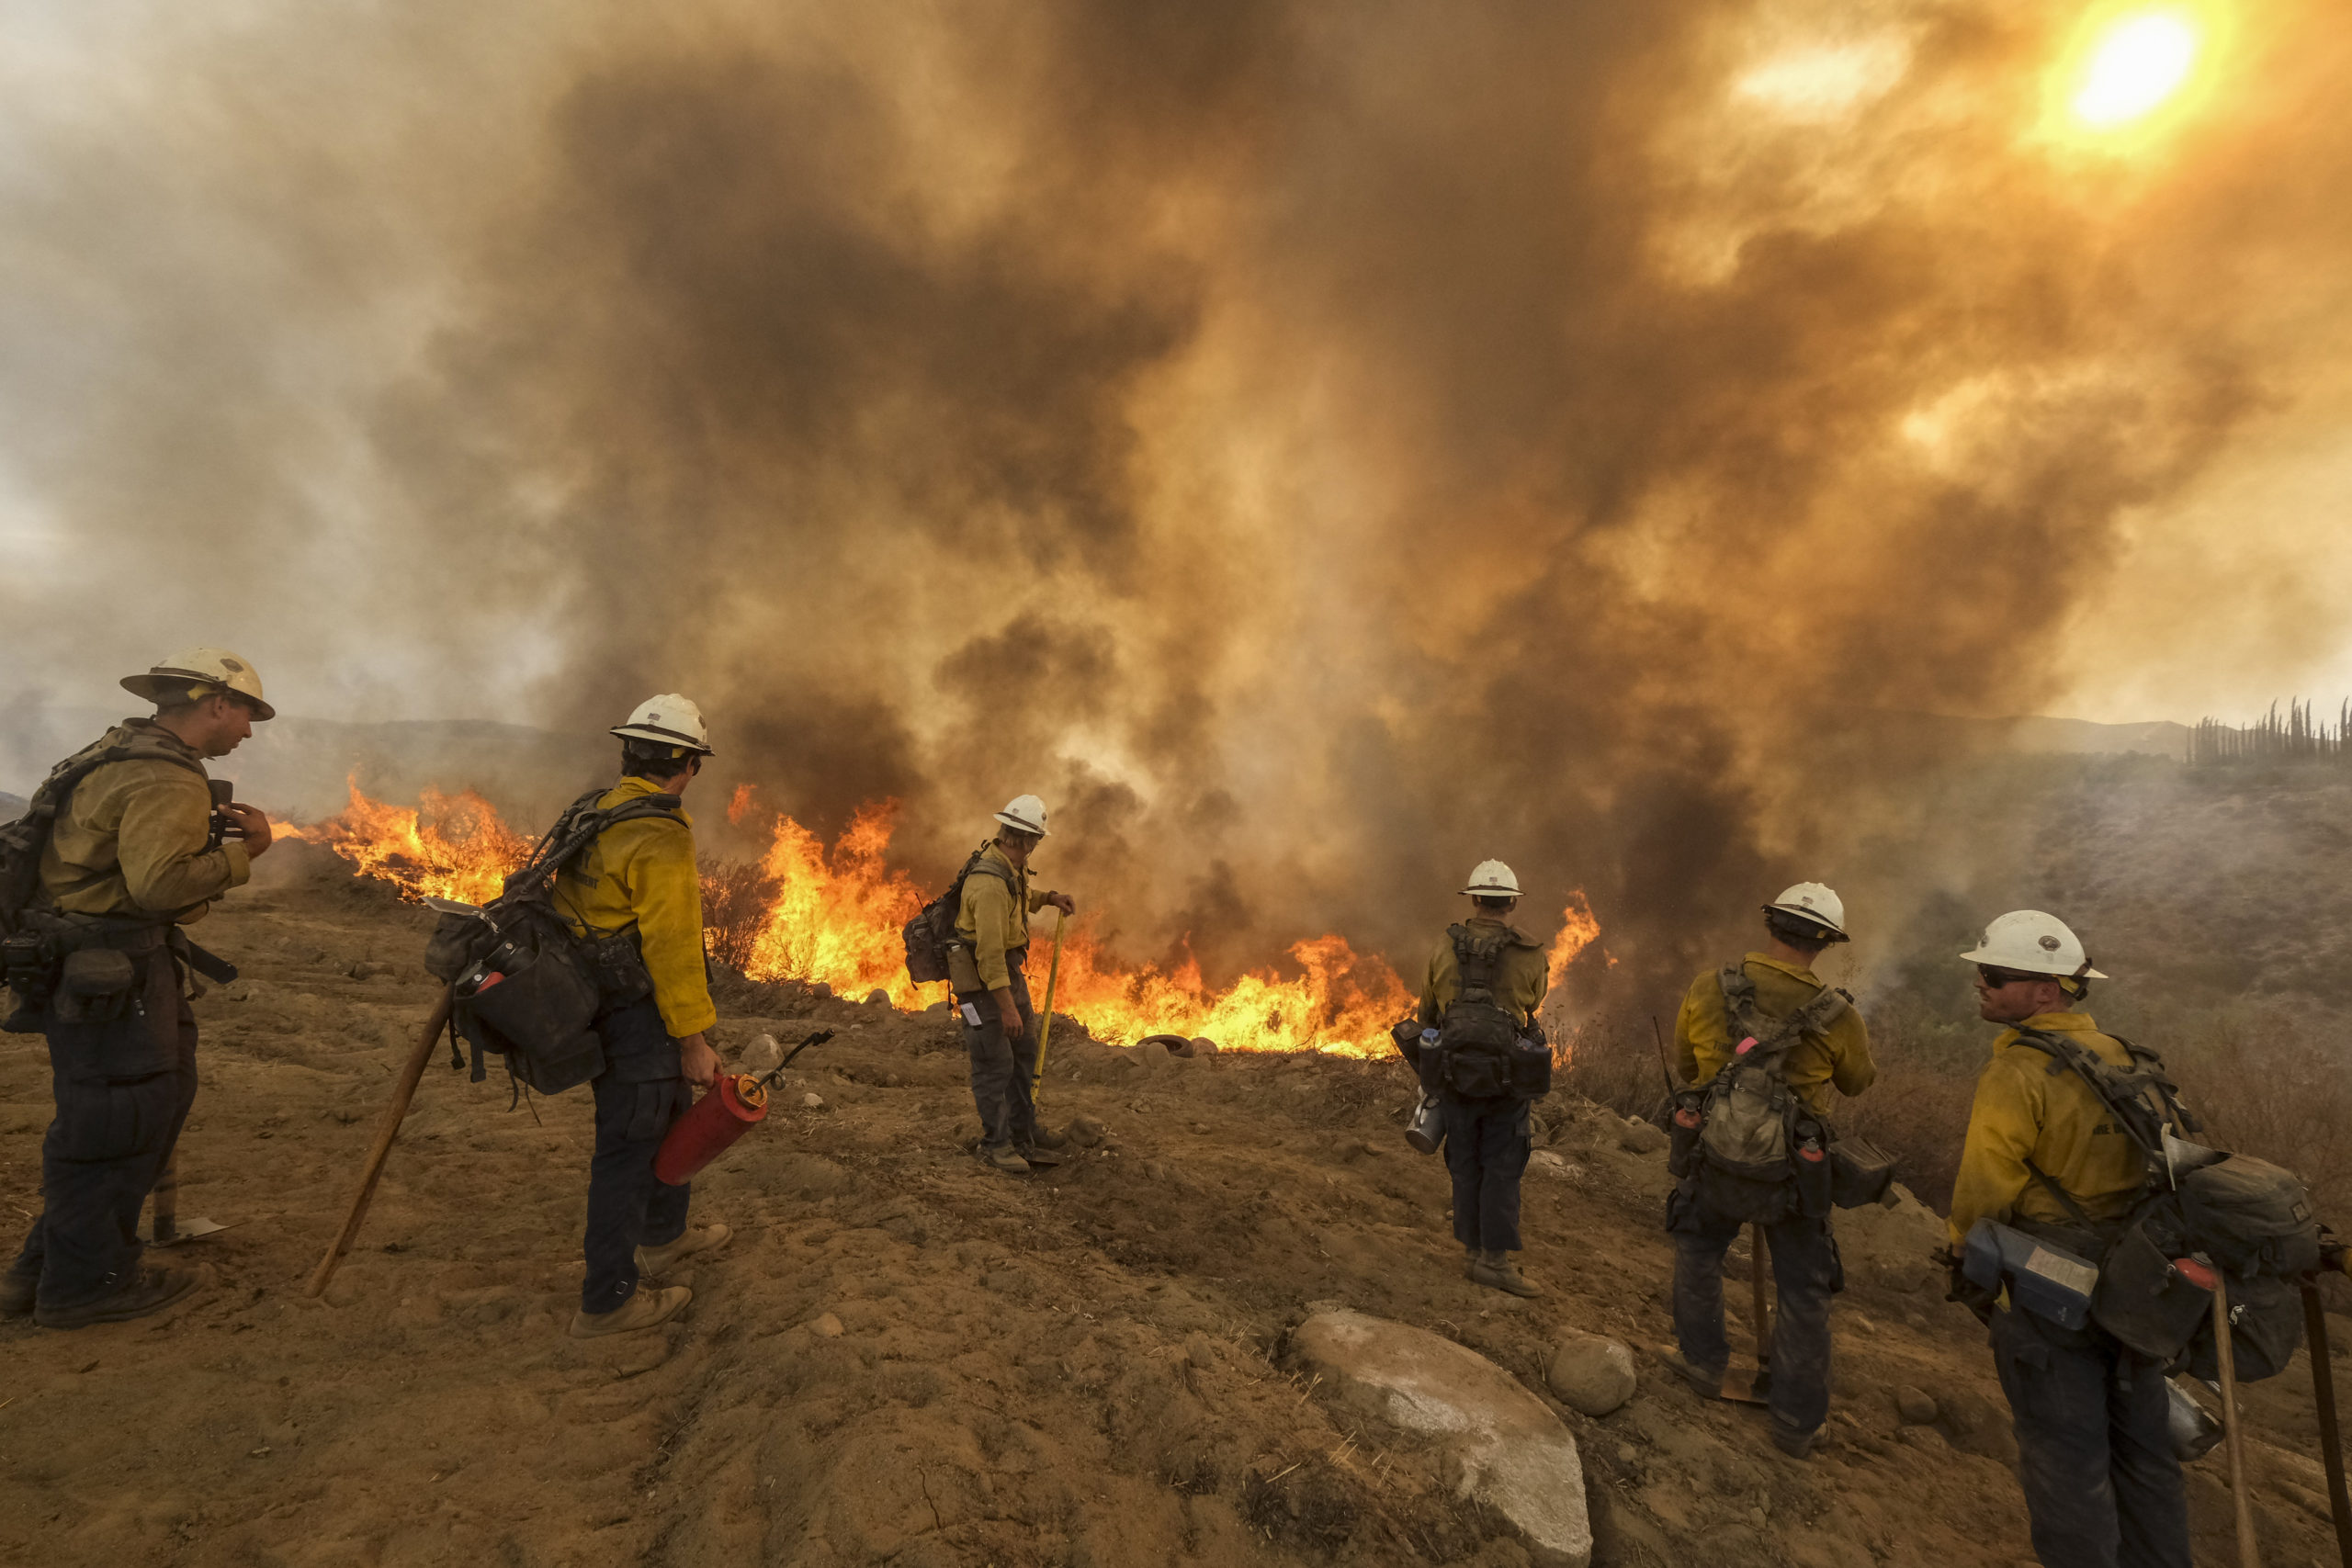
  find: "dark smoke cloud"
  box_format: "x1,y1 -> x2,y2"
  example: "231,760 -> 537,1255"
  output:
3,0 -> 2346,1003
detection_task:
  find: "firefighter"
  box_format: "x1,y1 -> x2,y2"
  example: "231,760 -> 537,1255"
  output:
1,649 -> 275,1328
1668,883 -> 1876,1459
1408,861 -> 1550,1297
1943,911 -> 2189,1568
952,795 -> 1075,1175
549,694 -> 727,1337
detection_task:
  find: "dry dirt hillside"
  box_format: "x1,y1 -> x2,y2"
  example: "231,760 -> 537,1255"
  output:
4,848 -> 2348,1568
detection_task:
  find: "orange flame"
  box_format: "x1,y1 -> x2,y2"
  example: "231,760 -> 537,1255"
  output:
277,785 -> 1603,1057
1546,889 -> 1602,985
274,779 -> 532,906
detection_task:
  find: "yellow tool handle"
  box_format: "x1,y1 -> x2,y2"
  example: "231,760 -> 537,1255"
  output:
1031,908 -> 1067,1106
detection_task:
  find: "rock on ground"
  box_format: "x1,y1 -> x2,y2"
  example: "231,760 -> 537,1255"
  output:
1546,1329 -> 1636,1416
1291,1307 -> 1592,1568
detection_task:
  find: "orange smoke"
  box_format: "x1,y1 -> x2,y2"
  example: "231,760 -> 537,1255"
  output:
277,785 -> 1602,1057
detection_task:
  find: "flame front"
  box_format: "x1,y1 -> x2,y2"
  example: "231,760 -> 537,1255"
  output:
278,785 -> 1600,1057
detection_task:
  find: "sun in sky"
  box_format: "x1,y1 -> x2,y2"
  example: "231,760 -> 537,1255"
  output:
2072,9 -> 2204,127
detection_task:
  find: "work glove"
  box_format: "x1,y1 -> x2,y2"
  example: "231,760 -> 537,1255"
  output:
1935,1247 -> 2000,1327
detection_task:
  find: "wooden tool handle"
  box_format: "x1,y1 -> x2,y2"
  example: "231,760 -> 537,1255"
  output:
2215,1273 -> 2263,1567
1751,1223 -> 1774,1366
304,987 -> 455,1298
2304,1282 -> 2352,1568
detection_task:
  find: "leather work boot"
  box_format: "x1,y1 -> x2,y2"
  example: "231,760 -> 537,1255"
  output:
982,1145 -> 1033,1176
1471,1250 -> 1543,1298
1770,1418 -> 1818,1461
1663,1350 -> 1726,1399
636,1224 -> 732,1277
1463,1245 -> 1481,1281
1015,1142 -> 1066,1168
34,1263 -> 212,1330
569,1285 -> 692,1339
0,1270 -> 36,1317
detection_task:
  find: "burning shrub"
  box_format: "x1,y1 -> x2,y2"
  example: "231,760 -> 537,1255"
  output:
700,855 -> 782,973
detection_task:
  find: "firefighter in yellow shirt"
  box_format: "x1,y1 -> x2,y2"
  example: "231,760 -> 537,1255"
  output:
548,695 -> 725,1337
1668,883 -> 1874,1460
3,649 -> 275,1329
1946,910 -> 2188,1568
951,795 -> 1074,1175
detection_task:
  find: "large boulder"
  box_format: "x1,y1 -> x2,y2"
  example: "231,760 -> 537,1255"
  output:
1291,1307 -> 1591,1568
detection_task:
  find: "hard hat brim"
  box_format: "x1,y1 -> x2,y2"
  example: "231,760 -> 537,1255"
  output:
1957,945 -> 2107,980
1461,885 -> 1520,897
1763,903 -> 1849,940
994,813 -> 1047,839
120,670 -> 277,721
610,723 -> 713,755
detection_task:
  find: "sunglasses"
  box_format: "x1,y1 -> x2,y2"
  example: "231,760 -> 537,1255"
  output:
1976,965 -> 2047,989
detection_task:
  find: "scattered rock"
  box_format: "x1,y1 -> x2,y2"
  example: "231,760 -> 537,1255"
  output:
864,988 -> 891,1006
1545,1330 -> 1637,1416
1068,1114 -> 1107,1146
739,1033 -> 784,1074
1531,1149 -> 1565,1169
1187,1036 -> 1219,1056
1894,1386 -> 1938,1426
808,1312 -> 844,1337
1291,1307 -> 1591,1567
802,1093 -> 825,1111
809,982 -> 832,999
1618,1121 -> 1668,1156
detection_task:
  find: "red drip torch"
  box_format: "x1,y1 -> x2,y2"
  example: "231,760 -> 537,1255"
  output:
653,1029 -> 833,1187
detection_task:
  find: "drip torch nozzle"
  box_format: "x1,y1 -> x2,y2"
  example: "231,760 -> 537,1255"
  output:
756,1028 -> 835,1089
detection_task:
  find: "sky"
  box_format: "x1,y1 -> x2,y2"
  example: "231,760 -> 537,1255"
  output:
3,0 -> 2346,981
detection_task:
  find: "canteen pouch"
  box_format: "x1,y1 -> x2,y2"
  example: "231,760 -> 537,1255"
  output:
2091,1224 -> 2213,1361
1506,1034 -> 1553,1100
1665,1092 -> 1705,1180
1794,1136 -> 1834,1219
945,940 -> 984,997
1829,1135 -> 1899,1209
54,947 -> 138,1025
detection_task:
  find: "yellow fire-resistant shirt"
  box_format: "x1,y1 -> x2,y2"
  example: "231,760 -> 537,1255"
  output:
1416,917 -> 1550,1030
1675,953 -> 1875,1119
1948,1012 -> 2162,1246
954,840 -> 1055,992
551,777 -> 717,1040
38,721 -> 249,924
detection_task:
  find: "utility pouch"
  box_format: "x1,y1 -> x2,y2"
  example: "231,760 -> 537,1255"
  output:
2188,1272 -> 2303,1383
945,941 -> 984,997
1444,1046 -> 1513,1100
1829,1135 -> 1899,1209
2,930 -> 55,1000
54,947 -> 138,1024
586,929 -> 654,1008
2091,1224 -> 2213,1361
1963,1217 -> 2098,1331
1794,1135 -> 1834,1218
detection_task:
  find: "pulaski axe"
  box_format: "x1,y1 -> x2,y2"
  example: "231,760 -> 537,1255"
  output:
306,985 -> 456,1297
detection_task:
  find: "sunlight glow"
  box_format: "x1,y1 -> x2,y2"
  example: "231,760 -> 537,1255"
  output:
2073,12 -> 2201,127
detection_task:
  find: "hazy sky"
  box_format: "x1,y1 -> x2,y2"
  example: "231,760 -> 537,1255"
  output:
4,0 -> 2347,981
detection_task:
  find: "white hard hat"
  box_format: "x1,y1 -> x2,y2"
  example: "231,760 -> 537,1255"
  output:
995,794 -> 1049,838
611,694 -> 713,755
1462,860 -> 1521,897
1764,882 -> 1849,941
120,647 -> 275,721
1960,910 -> 2107,982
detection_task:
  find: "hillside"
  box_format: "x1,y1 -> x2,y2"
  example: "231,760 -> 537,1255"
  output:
4,847 -> 2346,1567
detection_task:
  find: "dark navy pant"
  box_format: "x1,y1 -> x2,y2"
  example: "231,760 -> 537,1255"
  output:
958,949 -> 1038,1151
1670,1190 -> 1841,1434
1990,1305 -> 2191,1568
9,946 -> 198,1309
1442,1095 -> 1530,1252
582,997 -> 693,1316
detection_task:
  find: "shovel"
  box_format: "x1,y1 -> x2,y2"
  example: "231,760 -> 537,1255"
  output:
1028,908 -> 1067,1110
2213,1273 -> 2263,1567
1721,1223 -> 1775,1404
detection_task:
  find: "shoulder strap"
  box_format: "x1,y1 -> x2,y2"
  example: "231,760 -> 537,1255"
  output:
1716,962 -> 1838,1068
2008,1027 -> 2177,1165
1449,923 -> 1508,1004
2023,1158 -> 2103,1233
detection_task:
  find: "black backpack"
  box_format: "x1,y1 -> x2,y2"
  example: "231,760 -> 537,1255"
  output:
1,726 -> 209,937
1686,965 -> 1852,1220
424,785 -> 688,1096
2010,1027 -> 2322,1377
899,847 -> 1011,987
1431,924 -> 1551,1101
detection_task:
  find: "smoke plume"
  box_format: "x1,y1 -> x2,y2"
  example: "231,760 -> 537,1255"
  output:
3,0 -> 2346,998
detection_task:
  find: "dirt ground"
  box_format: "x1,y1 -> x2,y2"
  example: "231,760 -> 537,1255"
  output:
4,850 -> 2347,1568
